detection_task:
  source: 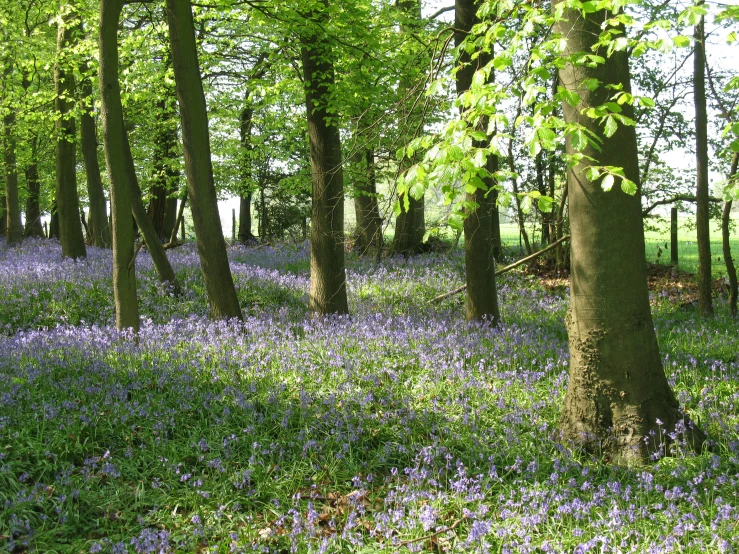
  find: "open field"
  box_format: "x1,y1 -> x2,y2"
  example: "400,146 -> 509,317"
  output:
0,238 -> 737,553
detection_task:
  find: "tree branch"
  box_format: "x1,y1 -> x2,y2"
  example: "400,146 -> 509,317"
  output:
642,194 -> 721,216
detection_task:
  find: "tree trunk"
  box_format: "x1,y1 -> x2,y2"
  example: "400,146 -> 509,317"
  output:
353,149 -> 382,255
393,0 -> 425,255
455,0 -> 500,324
301,5 -> 349,315
79,61 -> 111,248
554,1 -> 704,464
723,153 -> 738,317
149,95 -> 179,241
55,10 -> 87,259
24,137 -> 44,238
166,0 -> 242,320
694,9 -> 713,317
3,107 -> 22,245
99,0 -> 139,332
238,104 -> 255,243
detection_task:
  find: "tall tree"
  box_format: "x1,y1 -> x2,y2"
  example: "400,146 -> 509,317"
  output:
392,0 -> 426,255
455,0 -> 500,324
301,2 -> 349,315
352,149 -> 383,255
55,4 -> 87,259
238,98 -> 255,243
2,66 -> 23,245
694,5 -> 713,317
166,0 -> 242,320
99,0 -> 139,331
553,1 -> 704,463
79,56 -> 111,248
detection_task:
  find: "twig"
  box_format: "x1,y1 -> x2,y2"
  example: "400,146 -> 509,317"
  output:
430,235 -> 571,303
399,517 -> 464,547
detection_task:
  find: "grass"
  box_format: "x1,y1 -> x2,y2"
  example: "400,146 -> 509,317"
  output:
0,238 -> 737,553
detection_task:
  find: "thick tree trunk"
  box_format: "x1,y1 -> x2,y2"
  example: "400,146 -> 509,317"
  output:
99,0 -> 139,332
554,2 -> 704,464
239,194 -> 253,243
79,63 -> 111,248
353,149 -> 382,255
166,0 -> 242,320
455,0 -> 500,324
301,6 -> 349,316
55,12 -> 87,259
3,109 -> 22,245
24,137 -> 44,238
393,0 -> 425,255
723,153 -> 738,317
694,10 -> 713,317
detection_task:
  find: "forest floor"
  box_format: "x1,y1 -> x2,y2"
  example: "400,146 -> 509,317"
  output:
0,238 -> 737,553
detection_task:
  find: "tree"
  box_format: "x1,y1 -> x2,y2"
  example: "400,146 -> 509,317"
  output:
693,4 -> 713,317
54,3 -> 87,259
2,63 -> 23,245
455,0 -> 500,324
79,54 -> 111,248
301,2 -> 349,315
553,0 -> 704,463
166,0 -> 242,320
99,0 -> 139,331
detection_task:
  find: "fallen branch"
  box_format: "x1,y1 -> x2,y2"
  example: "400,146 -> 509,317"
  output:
431,234 -> 571,303
399,517 -> 464,547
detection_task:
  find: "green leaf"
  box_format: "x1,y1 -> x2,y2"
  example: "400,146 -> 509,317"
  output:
603,116 -> 618,138
621,178 -> 637,195
601,174 -> 615,192
730,140 -> 739,153
537,196 -> 554,213
673,35 -> 691,48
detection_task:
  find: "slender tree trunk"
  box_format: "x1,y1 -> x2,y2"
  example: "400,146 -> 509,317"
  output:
24,137 -> 44,238
455,0 -> 500,324
301,5 -> 349,316
554,1 -> 704,464
3,108 -> 22,244
536,151 -> 550,245
166,0 -> 242,320
694,9 -> 713,317
99,0 -> 139,332
238,104 -> 255,243
169,192 -> 187,245
149,95 -> 179,241
353,149 -> 382,255
724,153 -> 738,317
79,61 -> 111,248
55,10 -> 87,259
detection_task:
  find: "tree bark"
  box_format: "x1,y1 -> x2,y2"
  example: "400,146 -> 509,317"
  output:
79,60 -> 111,248
393,0 -> 425,255
99,0 -> 139,332
352,149 -> 382,255
238,103 -> 255,243
723,153 -> 738,317
166,0 -> 242,320
554,1 -> 704,464
149,95 -> 179,241
3,106 -> 22,245
55,10 -> 87,259
455,0 -> 500,324
23,136 -> 44,238
301,4 -> 349,315
694,9 -> 713,317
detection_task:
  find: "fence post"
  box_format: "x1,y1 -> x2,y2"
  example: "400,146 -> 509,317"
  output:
670,207 -> 678,266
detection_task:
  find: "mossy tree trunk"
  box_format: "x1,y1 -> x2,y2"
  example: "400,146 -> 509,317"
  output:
723,153 -> 738,317
554,1 -> 704,464
301,4 -> 349,316
166,0 -> 242,320
455,0 -> 500,324
99,0 -> 139,332
55,9 -> 87,259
